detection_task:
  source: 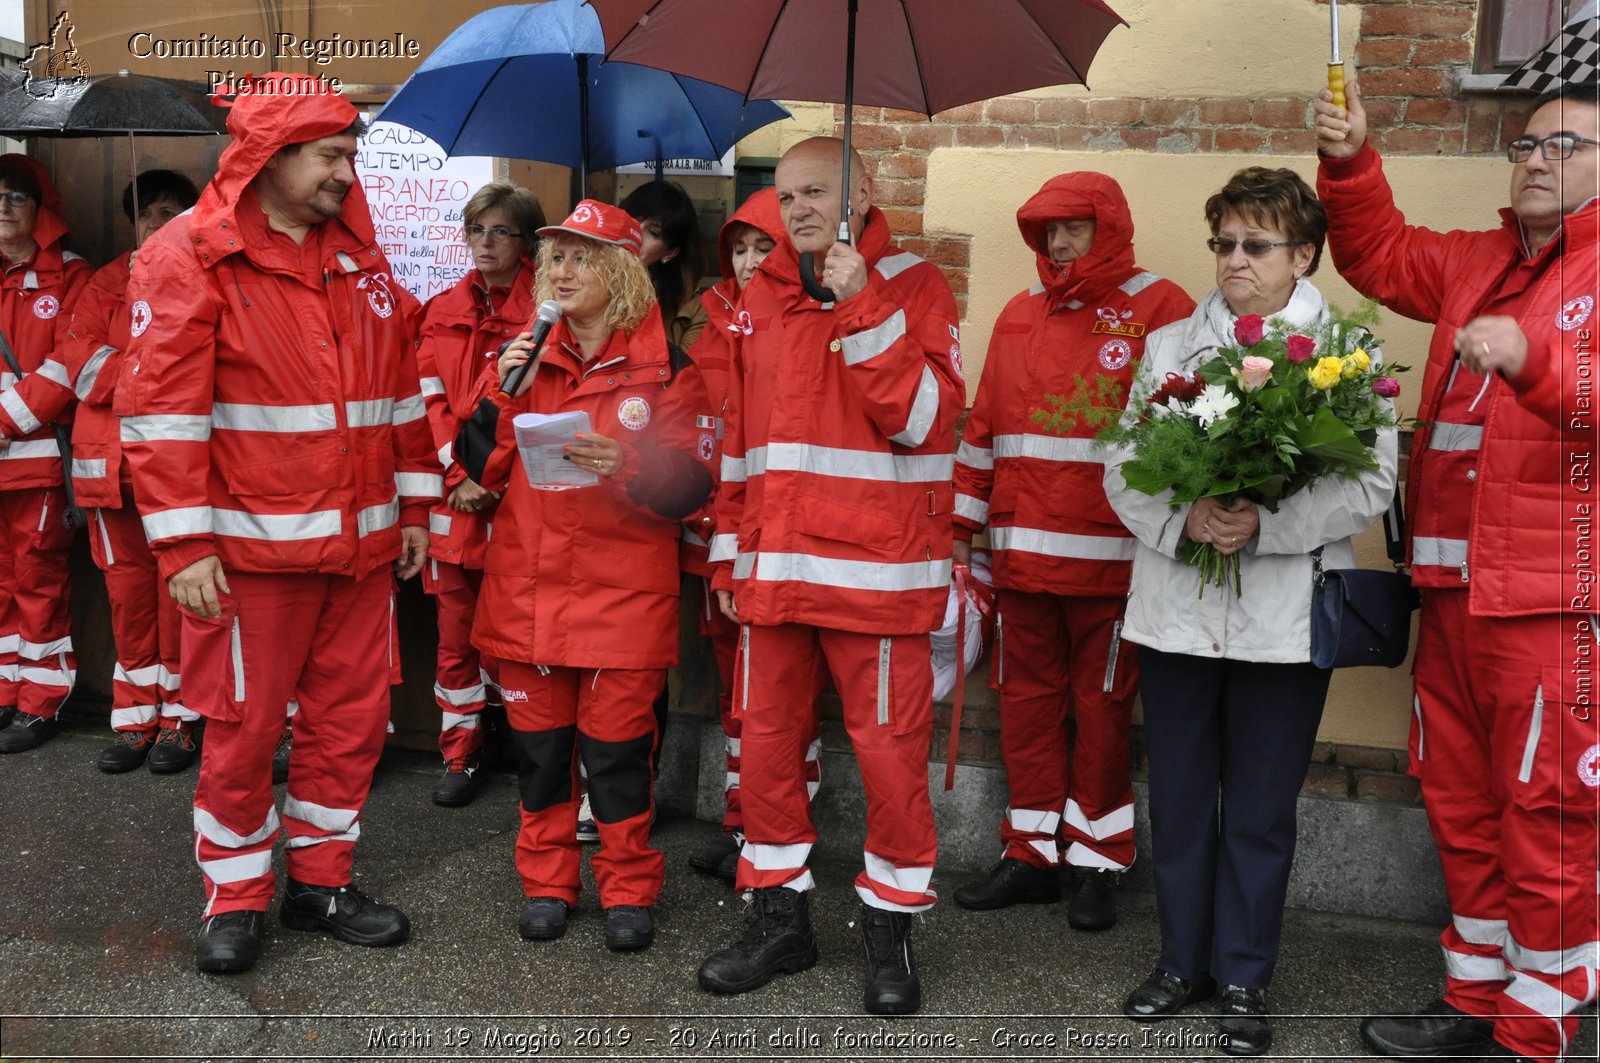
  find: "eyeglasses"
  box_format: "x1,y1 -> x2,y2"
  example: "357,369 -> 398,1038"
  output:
1206,237 -> 1304,257
465,224 -> 522,242
1506,134 -> 1600,163
0,191 -> 34,208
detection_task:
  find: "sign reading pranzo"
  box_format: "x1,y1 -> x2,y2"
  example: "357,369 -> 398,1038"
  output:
357,120 -> 494,301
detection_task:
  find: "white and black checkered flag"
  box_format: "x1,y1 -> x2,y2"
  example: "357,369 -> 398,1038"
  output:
1505,1 -> 1599,94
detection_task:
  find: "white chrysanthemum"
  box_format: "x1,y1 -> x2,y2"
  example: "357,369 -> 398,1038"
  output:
1185,384 -> 1239,429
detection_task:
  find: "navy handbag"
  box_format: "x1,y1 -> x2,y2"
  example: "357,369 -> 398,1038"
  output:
1309,500 -> 1419,670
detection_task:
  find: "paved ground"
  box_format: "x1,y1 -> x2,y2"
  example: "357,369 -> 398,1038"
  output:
0,721 -> 1593,1063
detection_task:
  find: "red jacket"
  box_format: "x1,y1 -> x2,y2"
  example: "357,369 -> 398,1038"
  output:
471,308 -> 713,669
64,253 -> 134,508
0,154 -> 92,491
955,173 -> 1194,596
118,77 -> 441,582
416,263 -> 535,567
680,188 -> 784,575
711,207 -> 965,635
1319,143 -> 1599,617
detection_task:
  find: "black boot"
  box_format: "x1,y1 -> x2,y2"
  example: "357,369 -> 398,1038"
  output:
432,754 -> 482,807
147,722 -> 200,774
953,857 -> 1060,910
196,910 -> 264,974
698,887 -> 818,994
860,905 -> 921,1015
1067,868 -> 1117,931
0,711 -> 57,753
689,831 -> 740,877
98,729 -> 156,773
279,879 -> 409,947
1360,998 -> 1495,1058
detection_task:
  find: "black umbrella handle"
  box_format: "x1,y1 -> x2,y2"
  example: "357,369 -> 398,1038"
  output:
799,252 -> 836,303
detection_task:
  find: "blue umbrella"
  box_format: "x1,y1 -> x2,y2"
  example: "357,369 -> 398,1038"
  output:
375,0 -> 790,195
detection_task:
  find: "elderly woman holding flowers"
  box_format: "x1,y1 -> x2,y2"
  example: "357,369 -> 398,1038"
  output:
1103,166 -> 1398,1056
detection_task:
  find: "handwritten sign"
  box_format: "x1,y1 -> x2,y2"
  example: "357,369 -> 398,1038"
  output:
357,120 -> 494,300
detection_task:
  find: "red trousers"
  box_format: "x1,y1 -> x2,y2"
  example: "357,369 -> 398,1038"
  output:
423,559 -> 498,761
0,486 -> 75,719
1412,589 -> 1598,1062
695,579 -> 822,835
87,492 -> 190,733
735,623 -> 938,912
995,591 -> 1138,871
501,659 -> 663,908
186,569 -> 395,917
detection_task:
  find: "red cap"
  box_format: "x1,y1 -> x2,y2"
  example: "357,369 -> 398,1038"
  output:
537,199 -> 643,254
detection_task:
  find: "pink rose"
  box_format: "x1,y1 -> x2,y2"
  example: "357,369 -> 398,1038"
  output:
1233,355 -> 1275,392
1371,376 -> 1401,398
1233,314 -> 1265,346
1285,334 -> 1315,364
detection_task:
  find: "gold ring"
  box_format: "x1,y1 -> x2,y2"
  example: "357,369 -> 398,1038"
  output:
1480,341 -> 1491,359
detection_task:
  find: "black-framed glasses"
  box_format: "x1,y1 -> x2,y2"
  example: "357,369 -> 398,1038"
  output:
0,191 -> 34,208
1206,237 -> 1304,258
465,224 -> 523,242
1506,134 -> 1600,163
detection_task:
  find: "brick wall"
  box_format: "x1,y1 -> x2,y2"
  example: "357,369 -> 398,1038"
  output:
840,1 -> 1537,317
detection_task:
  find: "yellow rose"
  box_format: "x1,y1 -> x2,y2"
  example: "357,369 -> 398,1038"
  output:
1308,356 -> 1344,390
1341,348 -> 1371,379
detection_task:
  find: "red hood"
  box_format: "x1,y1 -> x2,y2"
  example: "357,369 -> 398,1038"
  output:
1016,172 -> 1136,305
0,153 -> 70,252
191,74 -> 372,261
762,205 -> 893,288
704,186 -> 784,316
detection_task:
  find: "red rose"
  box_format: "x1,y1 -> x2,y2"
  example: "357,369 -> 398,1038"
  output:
1371,376 -> 1401,398
1233,314 -> 1265,346
1285,334 -> 1315,363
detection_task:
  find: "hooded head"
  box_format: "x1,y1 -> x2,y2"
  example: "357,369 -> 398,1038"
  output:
1015,172 -> 1136,303
716,186 -> 784,292
0,153 -> 71,253
192,74 -> 372,245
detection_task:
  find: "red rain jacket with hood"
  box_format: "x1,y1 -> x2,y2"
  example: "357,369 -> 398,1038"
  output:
710,206 -> 965,635
118,75 -> 442,581
0,153 -> 92,490
63,253 -> 134,508
680,188 -> 784,575
954,173 -> 1193,596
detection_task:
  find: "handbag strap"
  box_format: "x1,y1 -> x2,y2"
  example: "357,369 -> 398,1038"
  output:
1313,492 -> 1408,574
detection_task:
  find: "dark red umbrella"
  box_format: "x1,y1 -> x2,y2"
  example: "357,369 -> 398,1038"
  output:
588,0 -> 1127,299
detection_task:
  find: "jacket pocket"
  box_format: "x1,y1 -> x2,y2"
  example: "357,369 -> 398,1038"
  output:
1516,665 -> 1599,815
220,445 -> 345,498
789,487 -> 917,555
574,534 -> 680,595
179,594 -> 246,722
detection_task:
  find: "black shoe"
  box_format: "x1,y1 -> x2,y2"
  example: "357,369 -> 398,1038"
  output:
147,724 -> 199,774
518,897 -> 568,941
1219,985 -> 1272,1056
698,887 -> 818,994
716,850 -> 739,884
271,728 -> 292,785
0,711 -> 57,753
689,832 -> 740,876
1478,1043 -> 1535,1061
0,705 -> 14,730
432,754 -> 482,807
860,904 -> 922,1015
1067,867 -> 1118,931
1123,967 -> 1218,1020
953,857 -> 1061,911
196,910 -> 264,974
604,905 -> 654,951
98,729 -> 156,773
279,878 -> 410,947
1360,998 -> 1495,1058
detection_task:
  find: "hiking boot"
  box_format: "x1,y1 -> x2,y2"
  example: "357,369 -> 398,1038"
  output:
1067,867 -> 1117,931
604,905 -> 655,951
279,878 -> 410,947
860,904 -> 921,1015
0,711 -> 57,753
271,728 -> 292,785
953,857 -> 1060,910
147,723 -> 199,774
518,897 -> 568,941
1219,985 -> 1272,1056
698,887 -> 818,994
1360,998 -> 1495,1058
575,792 -> 599,842
431,754 -> 482,807
196,909 -> 264,974
689,831 -> 740,876
98,729 -> 156,773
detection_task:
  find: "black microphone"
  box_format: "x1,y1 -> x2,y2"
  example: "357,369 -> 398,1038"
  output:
499,300 -> 562,398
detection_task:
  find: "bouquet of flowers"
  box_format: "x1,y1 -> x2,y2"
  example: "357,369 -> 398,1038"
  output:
1033,302 -> 1401,597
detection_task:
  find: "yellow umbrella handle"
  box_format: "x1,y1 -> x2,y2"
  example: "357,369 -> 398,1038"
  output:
1328,62 -> 1346,111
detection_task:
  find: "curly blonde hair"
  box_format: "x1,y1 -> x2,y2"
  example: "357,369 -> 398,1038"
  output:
535,236 -> 657,334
